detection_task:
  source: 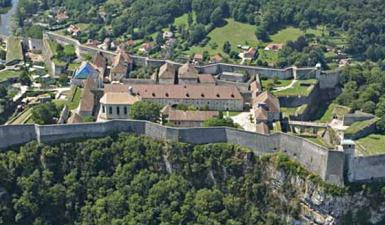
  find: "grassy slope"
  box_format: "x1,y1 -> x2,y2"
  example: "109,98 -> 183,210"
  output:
274,79 -> 318,96
185,19 -> 258,55
0,70 -> 22,81
6,37 -> 23,63
345,118 -> 379,135
356,134 -> 385,156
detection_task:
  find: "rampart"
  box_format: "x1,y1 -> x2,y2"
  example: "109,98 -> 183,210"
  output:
1,120 -> 382,186
45,32 -> 330,81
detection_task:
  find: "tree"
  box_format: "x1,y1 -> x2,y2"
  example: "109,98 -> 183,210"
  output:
188,13 -> 193,27
31,102 -> 60,125
223,41 -> 231,54
377,116 -> 385,134
0,86 -> 7,97
19,70 -> 32,86
189,24 -> 206,45
203,116 -> 237,128
129,101 -> 161,122
210,7 -> 224,26
255,26 -> 269,42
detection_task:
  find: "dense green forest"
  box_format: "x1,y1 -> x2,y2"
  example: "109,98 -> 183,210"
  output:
15,0 -> 385,62
0,133 -> 344,224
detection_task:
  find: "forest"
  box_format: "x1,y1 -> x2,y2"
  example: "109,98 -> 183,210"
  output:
14,0 -> 385,63
0,133 -> 297,224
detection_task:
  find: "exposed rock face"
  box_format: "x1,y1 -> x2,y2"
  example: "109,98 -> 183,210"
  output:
263,165 -> 385,225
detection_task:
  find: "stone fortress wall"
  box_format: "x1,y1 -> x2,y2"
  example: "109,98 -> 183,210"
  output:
44,32 -> 340,89
1,120 -> 384,186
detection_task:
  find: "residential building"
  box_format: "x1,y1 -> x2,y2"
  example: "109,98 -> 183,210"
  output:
264,43 -> 283,51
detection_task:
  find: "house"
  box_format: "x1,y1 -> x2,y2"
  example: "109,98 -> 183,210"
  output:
98,38 -> 111,50
153,62 -> 177,84
163,31 -> 174,39
55,11 -> 69,23
252,91 -> 280,123
103,83 -> 244,111
86,39 -> 101,48
264,43 -> 283,51
178,62 -> 199,84
161,106 -> 219,127
139,43 -> 153,53
109,49 -> 133,82
243,47 -> 257,59
193,53 -> 203,63
210,54 -> 223,63
67,25 -> 81,36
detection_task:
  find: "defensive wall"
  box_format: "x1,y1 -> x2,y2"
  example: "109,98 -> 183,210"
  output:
1,120 -> 384,185
45,32 -> 341,84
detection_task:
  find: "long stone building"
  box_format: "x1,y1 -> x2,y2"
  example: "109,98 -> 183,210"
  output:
99,83 -> 244,119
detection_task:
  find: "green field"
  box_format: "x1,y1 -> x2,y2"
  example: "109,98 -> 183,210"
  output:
318,103 -> 351,123
268,27 -> 304,44
6,37 -> 24,64
356,134 -> 385,156
261,79 -> 293,91
281,104 -> 308,117
67,87 -> 82,110
274,79 -> 318,96
345,118 -> 379,135
0,70 -> 22,81
185,19 -> 258,55
173,13 -> 196,27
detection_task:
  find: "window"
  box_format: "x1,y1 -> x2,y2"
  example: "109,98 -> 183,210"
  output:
124,106 -> 127,115
102,106 -> 105,113
109,107 -> 112,114
117,106 -> 120,115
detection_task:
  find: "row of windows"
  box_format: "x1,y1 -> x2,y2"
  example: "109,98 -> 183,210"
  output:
102,105 -> 128,115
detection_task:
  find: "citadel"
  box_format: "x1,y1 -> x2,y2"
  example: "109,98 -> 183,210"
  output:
0,32 -> 384,189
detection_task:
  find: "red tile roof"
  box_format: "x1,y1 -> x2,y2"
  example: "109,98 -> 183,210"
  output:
168,110 -> 219,122
105,84 -> 243,100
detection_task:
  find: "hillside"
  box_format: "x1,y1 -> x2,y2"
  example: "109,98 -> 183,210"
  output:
0,133 -> 384,224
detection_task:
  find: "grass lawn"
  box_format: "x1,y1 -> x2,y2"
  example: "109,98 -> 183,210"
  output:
261,79 -> 292,90
345,118 -> 379,136
356,134 -> 385,156
318,103 -> 350,123
185,19 -> 259,55
268,27 -> 304,44
303,135 -> 334,149
281,104 -> 308,117
274,79 -> 318,97
67,87 -> 82,110
173,13 -> 196,27
6,37 -> 23,64
267,26 -> 325,44
258,48 -> 279,65
0,70 -> 22,81
10,108 -> 33,125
